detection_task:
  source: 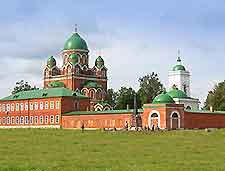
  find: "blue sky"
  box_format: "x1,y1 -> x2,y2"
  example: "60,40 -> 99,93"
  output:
0,0 -> 225,105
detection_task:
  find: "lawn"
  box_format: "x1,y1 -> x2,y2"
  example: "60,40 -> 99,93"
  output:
0,129 -> 225,171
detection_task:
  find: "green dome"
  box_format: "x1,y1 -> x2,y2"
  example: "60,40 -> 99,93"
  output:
64,33 -> 88,51
167,88 -> 188,98
69,53 -> 79,65
173,64 -> 186,71
152,92 -> 175,104
47,56 -> 56,68
95,56 -> 104,69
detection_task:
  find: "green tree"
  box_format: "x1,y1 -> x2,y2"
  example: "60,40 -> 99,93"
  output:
115,87 -> 141,110
204,81 -> 225,111
12,80 -> 38,94
138,72 -> 164,105
105,88 -> 118,108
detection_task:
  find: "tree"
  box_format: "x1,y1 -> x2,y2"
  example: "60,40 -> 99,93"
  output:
12,80 -> 38,94
204,81 -> 225,111
138,72 -> 164,105
115,87 -> 141,110
105,88 -> 118,108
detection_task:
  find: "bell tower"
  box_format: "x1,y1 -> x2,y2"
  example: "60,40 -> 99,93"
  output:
168,50 -> 191,97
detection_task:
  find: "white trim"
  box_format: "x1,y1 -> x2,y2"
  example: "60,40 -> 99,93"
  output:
148,110 -> 161,128
0,125 -> 60,129
170,111 -> 181,129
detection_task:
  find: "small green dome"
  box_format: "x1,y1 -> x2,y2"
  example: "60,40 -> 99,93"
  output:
47,56 -> 56,68
152,92 -> 175,104
69,53 -> 79,65
173,64 -> 186,71
95,56 -> 104,69
64,33 -> 88,51
167,88 -> 188,98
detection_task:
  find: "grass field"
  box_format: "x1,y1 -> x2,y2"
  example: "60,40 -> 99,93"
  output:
0,129 -> 225,171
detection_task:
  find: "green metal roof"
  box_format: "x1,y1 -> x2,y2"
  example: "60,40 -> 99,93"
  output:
95,56 -> 104,69
83,81 -> 102,89
63,33 -> 88,51
173,64 -> 186,71
47,56 -> 56,68
63,109 -> 143,116
69,53 -> 79,65
152,92 -> 175,104
167,88 -> 188,99
48,82 -> 65,88
0,88 -> 89,101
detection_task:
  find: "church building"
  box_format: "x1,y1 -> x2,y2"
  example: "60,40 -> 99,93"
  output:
0,29 -> 225,130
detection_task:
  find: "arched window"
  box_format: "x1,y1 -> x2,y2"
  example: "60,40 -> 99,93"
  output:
151,113 -> 158,118
186,106 -> 191,110
67,66 -> 72,74
90,90 -> 95,99
172,113 -> 179,118
96,89 -> 102,100
52,68 -> 58,76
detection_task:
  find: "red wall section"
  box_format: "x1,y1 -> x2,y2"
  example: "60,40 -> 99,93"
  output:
62,113 -> 132,129
184,111 -> 225,128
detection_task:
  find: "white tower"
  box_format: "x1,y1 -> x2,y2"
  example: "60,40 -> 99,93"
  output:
168,51 -> 191,97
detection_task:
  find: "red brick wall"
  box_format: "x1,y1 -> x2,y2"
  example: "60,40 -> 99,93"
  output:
0,97 -> 62,127
61,97 -> 90,114
62,113 -> 132,129
184,111 -> 225,128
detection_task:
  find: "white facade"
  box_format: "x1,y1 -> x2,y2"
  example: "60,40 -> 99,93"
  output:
168,70 -> 191,97
173,98 -> 200,110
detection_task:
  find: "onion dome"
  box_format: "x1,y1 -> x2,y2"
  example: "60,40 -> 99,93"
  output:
95,56 -> 104,69
69,53 -> 79,65
152,92 -> 175,104
48,81 -> 65,88
172,56 -> 186,71
47,56 -> 56,68
167,88 -> 188,98
64,32 -> 88,51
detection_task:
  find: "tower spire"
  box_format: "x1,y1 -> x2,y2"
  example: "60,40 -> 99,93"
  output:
177,49 -> 181,64
75,24 -> 78,33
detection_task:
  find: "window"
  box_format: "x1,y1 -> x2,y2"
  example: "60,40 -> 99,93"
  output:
25,116 -> 29,124
30,116 -> 33,124
35,116 -> 38,124
16,116 -> 19,124
6,104 -> 10,112
20,116 -> 24,124
45,116 -> 48,124
40,102 -> 44,110
7,117 -> 10,124
11,104 -> 14,111
30,103 -> 33,110
2,104 -> 5,112
55,115 -> 59,124
16,103 -> 19,111
50,115 -> 54,124
0,104 -> 1,112
0,117 -> 1,124
11,117 -> 15,124
20,103 -> 24,111
45,101 -> 48,110
2,117 -> 6,124
34,102 -> 38,110
50,101 -> 54,109
151,113 -> 158,117
25,103 -> 28,111
40,116 -> 43,124
56,101 -> 60,109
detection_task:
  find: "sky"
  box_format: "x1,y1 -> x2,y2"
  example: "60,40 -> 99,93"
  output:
0,0 -> 225,106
